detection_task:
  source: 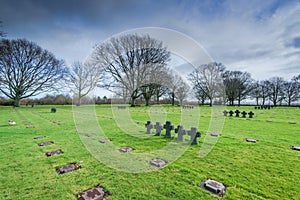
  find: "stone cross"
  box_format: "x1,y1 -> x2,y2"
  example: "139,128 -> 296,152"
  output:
235,110 -> 240,117
187,127 -> 201,145
223,110 -> 227,116
175,125 -> 186,142
228,110 -> 234,116
248,111 -> 254,118
145,121 -> 153,134
163,121 -> 174,138
154,122 -> 163,136
241,111 -> 247,118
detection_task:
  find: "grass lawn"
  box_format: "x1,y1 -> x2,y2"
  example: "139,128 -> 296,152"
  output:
0,104 -> 299,199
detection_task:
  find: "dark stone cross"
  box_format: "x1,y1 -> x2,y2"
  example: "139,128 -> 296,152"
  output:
154,122 -> 163,136
187,127 -> 201,145
175,125 -> 186,142
235,110 -> 240,117
228,110 -> 234,117
223,110 -> 227,116
145,121 -> 153,134
163,121 -> 174,138
241,111 -> 247,118
248,111 -> 254,118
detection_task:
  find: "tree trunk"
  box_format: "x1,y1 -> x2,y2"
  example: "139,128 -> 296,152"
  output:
256,97 -> 259,106
130,97 -> 136,107
14,96 -> 20,107
209,98 -> 212,107
171,92 -> 175,106
145,97 -> 150,106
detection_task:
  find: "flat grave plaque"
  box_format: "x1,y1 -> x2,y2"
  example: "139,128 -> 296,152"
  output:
210,133 -> 220,137
149,158 -> 167,168
86,133 -> 97,137
38,141 -> 53,146
291,146 -> 300,151
56,163 -> 81,174
77,186 -> 109,200
246,139 -> 258,143
199,179 -> 226,197
46,150 -> 63,157
119,147 -> 133,153
34,136 -> 46,139
99,139 -> 111,143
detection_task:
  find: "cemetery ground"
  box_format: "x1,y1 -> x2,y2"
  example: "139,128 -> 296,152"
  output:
0,105 -> 299,200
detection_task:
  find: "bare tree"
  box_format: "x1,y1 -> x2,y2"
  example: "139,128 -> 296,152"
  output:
268,77 -> 285,106
223,70 -> 253,106
282,76 -> 299,106
0,21 -> 5,38
0,39 -> 67,107
69,61 -> 103,106
189,62 -> 225,106
91,34 -> 170,106
175,79 -> 190,105
167,71 -> 181,106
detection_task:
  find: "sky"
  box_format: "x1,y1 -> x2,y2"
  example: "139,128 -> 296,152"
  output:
1,0 -> 300,87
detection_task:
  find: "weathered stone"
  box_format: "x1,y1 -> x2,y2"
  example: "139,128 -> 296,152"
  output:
77,187 -> 108,200
210,133 -> 220,137
149,158 -> 167,168
119,147 -> 133,153
99,139 -> 111,143
56,163 -> 80,174
46,150 -> 63,157
154,122 -> 163,136
34,136 -> 46,139
38,141 -> 53,146
289,122 -> 296,124
175,125 -> 186,142
163,121 -> 174,138
187,127 -> 201,145
199,179 -> 226,197
145,121 -> 153,134
246,139 -> 258,143
291,146 -> 300,151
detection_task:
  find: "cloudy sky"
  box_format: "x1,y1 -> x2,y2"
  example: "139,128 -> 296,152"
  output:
1,0 -> 300,83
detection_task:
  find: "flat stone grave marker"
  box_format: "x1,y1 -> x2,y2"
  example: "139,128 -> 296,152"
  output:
291,146 -> 300,151
266,120 -> 272,122
46,150 -> 63,157
86,133 -> 97,137
38,141 -> 53,146
56,163 -> 81,174
163,121 -> 174,138
199,179 -> 226,197
149,158 -> 167,168
246,139 -> 258,143
77,186 -> 109,200
288,122 -> 296,124
119,147 -> 133,153
34,136 -> 46,139
99,139 -> 111,143
154,122 -> 163,136
210,133 -> 220,137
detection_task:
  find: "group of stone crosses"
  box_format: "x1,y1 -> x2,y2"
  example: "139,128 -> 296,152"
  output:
223,110 -> 254,118
254,105 -> 273,110
145,121 -> 201,145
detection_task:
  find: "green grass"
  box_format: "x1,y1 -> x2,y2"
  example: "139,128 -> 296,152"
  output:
0,105 -> 299,199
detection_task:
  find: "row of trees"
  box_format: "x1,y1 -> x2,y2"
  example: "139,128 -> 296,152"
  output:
0,33 -> 299,107
189,62 -> 300,106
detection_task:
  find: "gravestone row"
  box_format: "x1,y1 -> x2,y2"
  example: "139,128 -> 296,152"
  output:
181,105 -> 194,109
254,105 -> 273,110
14,109 -> 35,128
31,111 -> 64,126
223,110 -> 254,118
145,121 -> 202,145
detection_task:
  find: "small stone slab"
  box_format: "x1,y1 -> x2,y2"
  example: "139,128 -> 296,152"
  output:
199,179 -> 226,197
291,146 -> 300,151
210,133 -> 220,137
119,147 -> 133,153
289,122 -> 296,124
99,139 -> 111,143
86,133 -> 97,137
34,136 -> 46,139
77,186 -> 109,200
266,120 -> 272,122
38,141 -> 53,146
149,158 -> 167,168
246,139 -> 258,143
56,163 -> 81,174
46,150 -> 63,157
26,125 -> 35,128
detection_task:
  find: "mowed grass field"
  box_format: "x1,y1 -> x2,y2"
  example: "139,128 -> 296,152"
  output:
0,104 -> 299,200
